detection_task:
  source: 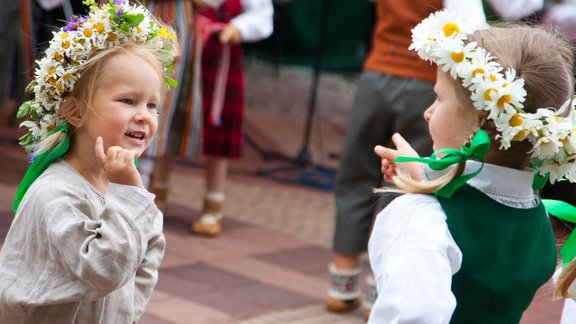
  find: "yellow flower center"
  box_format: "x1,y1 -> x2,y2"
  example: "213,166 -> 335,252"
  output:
84,29 -> 93,37
137,27 -> 142,33
489,74 -> 497,82
560,137 -> 569,145
554,114 -> 559,122
509,114 -> 523,127
54,53 -> 63,62
497,94 -> 512,109
484,88 -> 497,101
63,73 -> 72,81
78,39 -> 86,45
107,33 -> 117,41
61,33 -> 69,40
159,27 -> 170,39
451,51 -> 464,63
513,130 -> 527,141
472,68 -> 485,77
443,22 -> 460,37
95,23 -> 105,34
62,41 -> 70,49
49,67 -> 57,75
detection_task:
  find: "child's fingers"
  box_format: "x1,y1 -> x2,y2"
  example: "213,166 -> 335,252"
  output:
124,150 -> 138,164
106,146 -> 121,161
374,145 -> 399,160
391,133 -> 410,150
95,137 -> 107,166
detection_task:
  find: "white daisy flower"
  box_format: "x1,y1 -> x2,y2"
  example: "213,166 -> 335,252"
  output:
461,49 -> 502,91
433,39 -> 477,79
539,161 -> 566,184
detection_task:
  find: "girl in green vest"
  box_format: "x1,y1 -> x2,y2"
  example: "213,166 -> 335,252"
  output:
368,10 -> 574,323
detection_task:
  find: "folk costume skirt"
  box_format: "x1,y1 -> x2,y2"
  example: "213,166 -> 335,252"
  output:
142,0 -> 203,158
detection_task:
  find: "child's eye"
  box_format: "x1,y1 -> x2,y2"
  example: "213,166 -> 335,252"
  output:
147,103 -> 158,110
120,98 -> 134,105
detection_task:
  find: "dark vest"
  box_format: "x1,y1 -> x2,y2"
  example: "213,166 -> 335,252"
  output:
437,185 -> 556,323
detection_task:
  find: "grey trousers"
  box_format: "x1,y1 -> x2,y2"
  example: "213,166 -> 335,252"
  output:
333,71 -> 435,255
0,1 -> 19,107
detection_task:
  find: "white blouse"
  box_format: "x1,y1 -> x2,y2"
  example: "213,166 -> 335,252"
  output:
368,162 -> 538,323
201,0 -> 273,42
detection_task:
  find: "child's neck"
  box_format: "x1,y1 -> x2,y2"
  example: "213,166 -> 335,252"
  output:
63,152 -> 108,193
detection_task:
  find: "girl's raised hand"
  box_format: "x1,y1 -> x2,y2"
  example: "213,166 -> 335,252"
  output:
95,136 -> 144,188
374,133 -> 422,183
219,24 -> 242,45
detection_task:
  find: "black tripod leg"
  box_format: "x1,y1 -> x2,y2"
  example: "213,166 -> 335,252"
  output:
256,0 -> 328,176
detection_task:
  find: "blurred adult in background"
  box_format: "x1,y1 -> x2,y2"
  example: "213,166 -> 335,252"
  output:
137,0 -> 273,239
137,0 -> 203,214
326,0 -> 486,318
190,0 -> 273,237
0,1 -> 20,115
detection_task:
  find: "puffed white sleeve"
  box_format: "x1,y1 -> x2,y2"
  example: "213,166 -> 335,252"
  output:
200,0 -> 227,8
486,0 -> 544,20
443,0 -> 488,29
233,0 -> 273,42
368,194 -> 462,324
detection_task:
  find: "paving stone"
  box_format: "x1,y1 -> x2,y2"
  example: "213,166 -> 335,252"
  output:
255,246 -> 333,276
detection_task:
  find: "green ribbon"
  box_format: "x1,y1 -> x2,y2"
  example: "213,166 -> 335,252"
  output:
12,123 -> 70,212
542,199 -> 576,268
393,130 -> 491,198
532,173 -> 550,191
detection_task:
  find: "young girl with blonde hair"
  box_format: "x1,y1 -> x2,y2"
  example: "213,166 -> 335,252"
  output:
368,10 -> 575,323
0,1 -> 178,322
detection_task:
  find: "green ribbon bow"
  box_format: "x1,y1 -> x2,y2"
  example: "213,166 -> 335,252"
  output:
12,123 -> 70,212
542,199 -> 576,268
393,130 -> 491,198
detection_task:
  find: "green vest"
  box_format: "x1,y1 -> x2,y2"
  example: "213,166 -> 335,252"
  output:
437,185 -> 556,324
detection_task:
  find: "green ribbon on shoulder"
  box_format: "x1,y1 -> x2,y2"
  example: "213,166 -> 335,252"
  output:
12,123 -> 70,212
542,199 -> 576,268
393,130 -> 491,198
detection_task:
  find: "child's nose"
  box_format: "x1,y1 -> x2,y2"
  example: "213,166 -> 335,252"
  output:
423,107 -> 432,122
135,105 -> 153,124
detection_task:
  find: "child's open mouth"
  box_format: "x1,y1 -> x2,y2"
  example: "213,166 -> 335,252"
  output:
125,131 -> 145,142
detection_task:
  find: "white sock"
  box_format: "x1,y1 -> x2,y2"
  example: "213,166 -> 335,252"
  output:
206,191 -> 225,202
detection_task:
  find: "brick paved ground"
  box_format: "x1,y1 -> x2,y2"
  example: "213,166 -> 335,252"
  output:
0,62 -> 566,323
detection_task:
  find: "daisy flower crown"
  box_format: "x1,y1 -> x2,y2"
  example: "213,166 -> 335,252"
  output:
410,10 -> 576,184
16,0 -> 178,152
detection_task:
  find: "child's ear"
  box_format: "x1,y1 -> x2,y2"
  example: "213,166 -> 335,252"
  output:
60,96 -> 84,128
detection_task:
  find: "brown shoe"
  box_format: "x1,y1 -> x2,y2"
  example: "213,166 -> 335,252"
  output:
191,197 -> 223,237
325,296 -> 361,313
325,263 -> 362,313
191,217 -> 221,237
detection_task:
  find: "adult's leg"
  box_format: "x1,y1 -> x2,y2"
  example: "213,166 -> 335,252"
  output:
328,71 -> 390,313
328,72 -> 435,313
